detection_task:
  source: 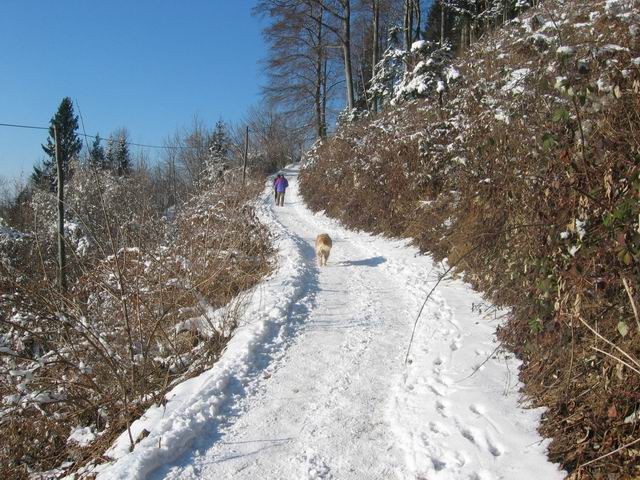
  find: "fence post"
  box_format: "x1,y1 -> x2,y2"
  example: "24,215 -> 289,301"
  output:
242,126 -> 249,187
54,125 -> 67,293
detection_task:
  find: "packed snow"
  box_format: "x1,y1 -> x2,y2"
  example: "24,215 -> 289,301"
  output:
95,165 -> 564,480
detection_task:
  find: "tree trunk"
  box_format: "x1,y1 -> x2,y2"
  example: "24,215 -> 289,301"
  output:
371,0 -> 379,113
342,0 -> 355,111
461,15 -> 468,51
314,1 -> 325,138
414,0 -> 421,41
322,56 -> 328,136
403,0 -> 413,52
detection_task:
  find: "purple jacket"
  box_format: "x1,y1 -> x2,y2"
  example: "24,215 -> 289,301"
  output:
275,177 -> 289,193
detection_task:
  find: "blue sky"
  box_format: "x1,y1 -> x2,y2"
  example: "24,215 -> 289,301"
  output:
0,0 -> 266,183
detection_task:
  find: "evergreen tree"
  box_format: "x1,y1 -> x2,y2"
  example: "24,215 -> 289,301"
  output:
105,137 -> 115,172
88,133 -> 106,170
30,162 -> 49,189
113,132 -> 131,176
209,120 -> 229,159
205,120 -> 230,182
39,97 -> 82,185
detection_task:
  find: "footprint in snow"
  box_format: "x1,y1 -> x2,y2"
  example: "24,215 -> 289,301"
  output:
450,339 -> 462,351
435,399 -> 451,418
484,431 -> 505,457
470,470 -> 495,480
470,404 -> 501,434
302,450 -> 333,480
428,421 -> 451,437
426,378 -> 448,397
469,403 -> 486,416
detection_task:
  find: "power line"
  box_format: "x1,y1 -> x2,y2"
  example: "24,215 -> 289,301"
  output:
0,122 -> 48,131
0,121 -> 203,151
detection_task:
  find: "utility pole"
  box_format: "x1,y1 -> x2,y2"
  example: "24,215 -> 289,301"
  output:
54,125 -> 67,293
242,126 -> 249,187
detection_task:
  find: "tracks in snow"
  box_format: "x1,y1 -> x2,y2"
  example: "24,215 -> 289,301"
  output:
99,164 -> 564,480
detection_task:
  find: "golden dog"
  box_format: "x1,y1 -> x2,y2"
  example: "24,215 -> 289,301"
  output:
315,233 -> 332,267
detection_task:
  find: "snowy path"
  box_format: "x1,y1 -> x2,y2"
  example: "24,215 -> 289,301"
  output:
98,165 -> 564,480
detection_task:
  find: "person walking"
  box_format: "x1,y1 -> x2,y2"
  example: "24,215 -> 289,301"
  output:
273,174 -> 282,202
275,174 -> 289,206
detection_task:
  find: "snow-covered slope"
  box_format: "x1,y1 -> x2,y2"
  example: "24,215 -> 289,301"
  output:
96,165 -> 564,479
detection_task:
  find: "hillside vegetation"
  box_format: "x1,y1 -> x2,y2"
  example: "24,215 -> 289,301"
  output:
0,165 -> 271,478
300,0 -> 640,477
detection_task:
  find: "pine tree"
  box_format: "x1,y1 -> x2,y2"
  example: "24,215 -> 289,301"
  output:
88,133 -> 106,170
209,120 -> 229,159
30,162 -> 49,189
105,137 -> 115,172
113,133 -> 131,176
205,120 -> 230,183
39,97 -> 82,185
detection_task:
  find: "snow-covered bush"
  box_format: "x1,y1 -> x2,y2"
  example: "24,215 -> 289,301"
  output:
368,40 -> 455,107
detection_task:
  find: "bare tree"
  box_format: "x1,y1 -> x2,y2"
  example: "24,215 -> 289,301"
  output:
255,0 -> 340,139
239,103 -> 306,173
313,0 -> 357,111
371,0 -> 380,92
169,116 -> 210,191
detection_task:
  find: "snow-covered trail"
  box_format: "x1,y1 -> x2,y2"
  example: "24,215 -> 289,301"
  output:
98,165 -> 564,480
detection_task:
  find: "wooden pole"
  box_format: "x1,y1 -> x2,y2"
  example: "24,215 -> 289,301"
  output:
54,125 -> 67,293
242,126 -> 249,187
